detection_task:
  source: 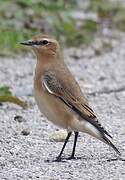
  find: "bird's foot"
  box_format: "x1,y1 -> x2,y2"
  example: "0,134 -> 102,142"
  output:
67,155 -> 76,160
52,156 -> 67,162
45,156 -> 82,162
55,157 -> 62,162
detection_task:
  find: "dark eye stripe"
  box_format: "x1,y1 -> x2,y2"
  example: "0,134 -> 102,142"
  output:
31,40 -> 49,46
36,40 -> 49,45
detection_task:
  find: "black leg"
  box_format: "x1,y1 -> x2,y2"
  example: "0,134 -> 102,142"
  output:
56,132 -> 72,161
68,131 -> 79,160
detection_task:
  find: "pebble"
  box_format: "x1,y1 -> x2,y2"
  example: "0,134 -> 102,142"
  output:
14,115 -> 25,122
21,128 -> 30,136
49,130 -> 67,142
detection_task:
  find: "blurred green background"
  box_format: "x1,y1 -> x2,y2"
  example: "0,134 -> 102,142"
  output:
0,0 -> 125,56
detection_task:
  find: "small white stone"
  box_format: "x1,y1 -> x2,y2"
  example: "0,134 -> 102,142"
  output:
49,130 -> 67,142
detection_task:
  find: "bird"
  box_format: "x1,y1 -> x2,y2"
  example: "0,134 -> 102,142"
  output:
20,34 -> 120,161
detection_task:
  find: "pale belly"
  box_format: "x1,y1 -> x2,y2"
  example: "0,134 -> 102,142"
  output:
34,88 -> 73,129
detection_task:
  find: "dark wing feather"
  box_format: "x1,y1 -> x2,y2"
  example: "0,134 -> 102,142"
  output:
43,71 -> 112,138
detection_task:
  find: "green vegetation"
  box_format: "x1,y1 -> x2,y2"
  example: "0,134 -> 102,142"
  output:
0,86 -> 27,108
88,0 -> 125,30
0,0 -> 125,55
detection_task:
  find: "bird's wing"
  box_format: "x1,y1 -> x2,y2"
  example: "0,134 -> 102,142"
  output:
43,71 -> 112,139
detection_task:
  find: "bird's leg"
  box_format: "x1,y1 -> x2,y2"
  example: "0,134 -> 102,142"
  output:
56,132 -> 72,162
68,131 -> 79,160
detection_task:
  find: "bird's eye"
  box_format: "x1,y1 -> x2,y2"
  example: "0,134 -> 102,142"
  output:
42,40 -> 49,45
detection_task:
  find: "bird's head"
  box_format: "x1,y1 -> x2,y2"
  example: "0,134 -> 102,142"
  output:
20,35 -> 60,57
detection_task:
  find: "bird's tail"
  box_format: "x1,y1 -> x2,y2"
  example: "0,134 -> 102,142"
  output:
71,117 -> 121,155
102,134 -> 121,155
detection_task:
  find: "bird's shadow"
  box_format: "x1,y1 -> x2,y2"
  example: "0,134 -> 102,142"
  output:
44,154 -> 125,163
107,157 -> 125,162
45,156 -> 92,163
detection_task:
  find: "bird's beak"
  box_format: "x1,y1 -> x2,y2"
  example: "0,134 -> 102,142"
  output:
20,40 -> 34,46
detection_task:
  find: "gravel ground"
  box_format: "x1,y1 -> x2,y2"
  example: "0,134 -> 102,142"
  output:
0,37 -> 125,180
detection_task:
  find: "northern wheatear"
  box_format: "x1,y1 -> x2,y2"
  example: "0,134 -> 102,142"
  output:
21,35 -> 120,161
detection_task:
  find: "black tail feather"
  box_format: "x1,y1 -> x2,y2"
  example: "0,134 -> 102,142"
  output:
103,135 -> 121,155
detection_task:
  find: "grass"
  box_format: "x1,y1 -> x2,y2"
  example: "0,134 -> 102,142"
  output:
0,0 -> 125,55
0,86 -> 27,108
